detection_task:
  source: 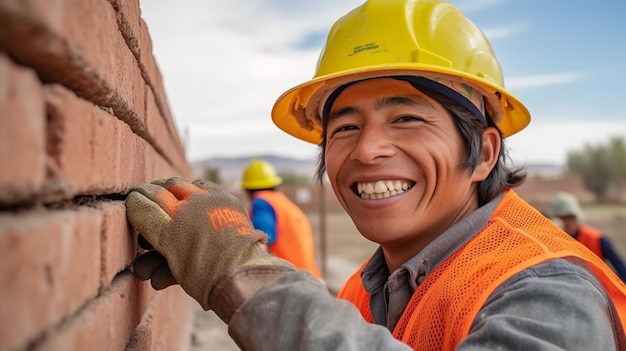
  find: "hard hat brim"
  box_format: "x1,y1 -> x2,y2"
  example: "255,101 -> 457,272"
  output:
272,63 -> 531,144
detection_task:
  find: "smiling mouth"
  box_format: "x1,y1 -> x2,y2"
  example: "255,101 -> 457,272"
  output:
353,180 -> 414,199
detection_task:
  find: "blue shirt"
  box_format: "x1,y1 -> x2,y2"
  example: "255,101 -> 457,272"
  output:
250,197 -> 277,245
600,237 -> 626,281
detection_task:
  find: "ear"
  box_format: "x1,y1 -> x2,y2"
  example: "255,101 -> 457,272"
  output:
471,127 -> 501,182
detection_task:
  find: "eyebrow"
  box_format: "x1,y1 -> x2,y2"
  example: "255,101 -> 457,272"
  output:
376,95 -> 436,111
326,95 -> 437,123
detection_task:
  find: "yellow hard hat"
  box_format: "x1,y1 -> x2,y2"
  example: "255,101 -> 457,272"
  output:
241,159 -> 283,190
271,0 -> 531,144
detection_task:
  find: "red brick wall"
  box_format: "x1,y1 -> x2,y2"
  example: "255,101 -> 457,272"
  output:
0,1 -> 194,350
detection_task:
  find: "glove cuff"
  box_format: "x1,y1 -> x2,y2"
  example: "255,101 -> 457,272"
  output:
207,265 -> 295,324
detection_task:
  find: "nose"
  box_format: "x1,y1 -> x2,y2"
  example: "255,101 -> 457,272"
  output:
350,124 -> 395,164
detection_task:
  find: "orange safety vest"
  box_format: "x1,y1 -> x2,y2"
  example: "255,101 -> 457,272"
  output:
337,190 -> 626,350
576,224 -> 604,259
252,190 -> 322,279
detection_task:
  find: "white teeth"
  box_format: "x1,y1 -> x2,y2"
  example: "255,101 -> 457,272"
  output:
356,180 -> 413,199
374,181 -> 387,193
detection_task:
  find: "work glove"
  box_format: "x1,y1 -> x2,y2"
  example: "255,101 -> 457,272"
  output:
132,235 -> 177,290
125,177 -> 293,313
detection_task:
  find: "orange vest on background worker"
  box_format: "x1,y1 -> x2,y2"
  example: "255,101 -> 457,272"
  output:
338,190 -> 626,350
252,190 -> 322,280
576,224 -> 604,258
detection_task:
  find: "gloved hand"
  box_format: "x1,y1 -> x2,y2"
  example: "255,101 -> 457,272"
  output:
132,235 -> 178,290
125,177 -> 292,311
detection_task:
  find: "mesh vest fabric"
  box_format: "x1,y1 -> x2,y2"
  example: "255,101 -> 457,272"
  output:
338,190 -> 626,350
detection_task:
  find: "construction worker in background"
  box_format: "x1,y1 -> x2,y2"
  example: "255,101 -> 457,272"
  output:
552,191 -> 626,281
124,0 -> 626,349
240,158 -> 323,280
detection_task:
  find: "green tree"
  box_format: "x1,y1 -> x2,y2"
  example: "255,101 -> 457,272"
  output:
608,136 -> 626,194
566,135 -> 626,201
202,167 -> 221,184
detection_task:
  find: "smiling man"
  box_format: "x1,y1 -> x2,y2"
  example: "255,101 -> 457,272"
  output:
320,76 -> 500,274
124,0 -> 626,350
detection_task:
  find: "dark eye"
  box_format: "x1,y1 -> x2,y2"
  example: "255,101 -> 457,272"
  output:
395,115 -> 423,123
330,124 -> 359,137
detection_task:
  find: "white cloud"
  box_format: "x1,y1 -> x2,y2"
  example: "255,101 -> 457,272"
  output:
507,72 -> 586,90
482,22 -> 528,40
141,1 -> 623,168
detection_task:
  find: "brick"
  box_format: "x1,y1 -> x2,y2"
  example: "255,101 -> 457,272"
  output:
133,3 -> 182,149
98,201 -> 137,285
107,0 -> 141,53
110,0 -> 189,175
1,1 -> 193,351
157,287 -> 194,351
0,0 -> 153,156
44,85 -> 124,199
134,277 -> 157,318
126,284 -> 194,351
110,0 -> 188,170
147,146 -> 181,182
0,54 -> 46,205
70,0 -> 150,117
132,14 -> 168,117
1,0 -> 190,184
125,126 -> 180,183
42,85 -> 189,198
33,273 -> 191,351
33,273 -> 139,351
0,0 -> 114,100
0,207 -> 101,351
120,131 -> 145,185
144,88 -> 190,178
112,37 -> 148,125
125,321 -> 152,351
43,84 -> 186,200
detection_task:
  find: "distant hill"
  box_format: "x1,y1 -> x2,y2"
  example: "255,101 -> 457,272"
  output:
523,163 -> 565,179
190,154 -> 318,186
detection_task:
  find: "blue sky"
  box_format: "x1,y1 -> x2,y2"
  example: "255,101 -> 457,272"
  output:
140,0 -> 626,166
460,0 -> 625,121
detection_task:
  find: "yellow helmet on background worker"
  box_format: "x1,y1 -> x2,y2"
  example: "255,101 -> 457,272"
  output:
241,159 -> 283,190
272,0 -> 530,144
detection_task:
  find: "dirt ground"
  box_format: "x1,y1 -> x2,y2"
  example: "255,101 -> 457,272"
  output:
186,206 -> 626,351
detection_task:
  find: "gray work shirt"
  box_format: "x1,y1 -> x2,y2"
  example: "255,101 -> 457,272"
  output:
229,194 -> 620,350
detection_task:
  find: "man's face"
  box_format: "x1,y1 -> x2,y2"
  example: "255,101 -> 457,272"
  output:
323,78 -> 485,257
557,215 -> 579,236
